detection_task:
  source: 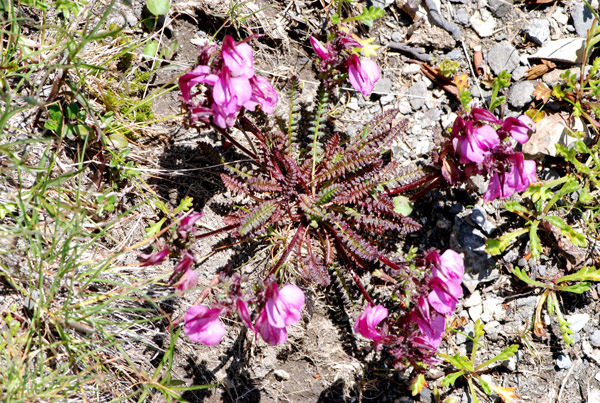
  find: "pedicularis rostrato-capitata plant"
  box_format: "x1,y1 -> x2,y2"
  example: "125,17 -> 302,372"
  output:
141,26 -> 538,376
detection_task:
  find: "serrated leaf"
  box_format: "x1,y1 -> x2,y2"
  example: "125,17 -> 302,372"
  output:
409,374 -> 426,396
145,217 -> 167,237
533,81 -> 552,103
511,267 -> 547,288
557,283 -> 590,294
173,196 -> 193,214
543,216 -> 587,247
440,353 -> 474,371
476,345 -> 519,370
354,6 -> 384,27
393,195 -> 412,216
441,371 -> 466,387
485,227 -> 528,255
146,0 -> 169,15
557,266 -> 600,283
504,201 -> 532,215
476,375 -> 492,395
529,220 -> 541,259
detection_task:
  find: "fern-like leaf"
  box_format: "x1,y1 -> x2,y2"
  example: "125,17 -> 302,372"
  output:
239,200 -> 279,236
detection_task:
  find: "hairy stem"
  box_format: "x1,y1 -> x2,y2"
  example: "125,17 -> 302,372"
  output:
385,171 -> 439,196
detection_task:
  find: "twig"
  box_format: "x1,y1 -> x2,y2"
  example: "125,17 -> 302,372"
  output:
557,358 -> 578,402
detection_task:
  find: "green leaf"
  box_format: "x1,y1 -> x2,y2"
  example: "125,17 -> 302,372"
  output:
578,185 -> 593,204
476,344 -> 519,370
173,196 -> 193,215
439,353 -> 474,371
106,133 -> 129,149
557,283 -> 591,294
352,6 -> 384,27
331,13 -> 341,24
556,266 -> 600,283
511,267 -> 547,288
504,201 -> 533,215
542,216 -> 587,247
529,220 -> 541,259
476,375 -> 492,395
485,227 -> 528,255
145,217 -> 167,237
441,371 -> 466,387
409,373 -> 426,396
393,195 -> 413,216
146,0 -> 169,15
143,40 -> 159,58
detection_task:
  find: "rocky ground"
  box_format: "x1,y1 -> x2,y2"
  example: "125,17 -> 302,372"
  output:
135,0 -> 600,402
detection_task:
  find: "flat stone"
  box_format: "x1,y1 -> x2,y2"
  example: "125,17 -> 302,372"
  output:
464,290 -> 482,308
508,80 -> 536,108
523,113 -> 591,157
530,38 -> 586,64
274,369 -> 290,381
552,8 -> 569,25
523,18 -> 550,45
408,81 -> 428,110
468,304 -> 483,321
454,7 -> 469,25
572,3 -> 595,37
567,313 -> 590,333
511,66 -> 528,81
373,77 -> 393,95
408,24 -> 456,50
398,99 -> 412,114
487,41 -> 520,75
470,10 -> 496,38
590,330 -> 600,347
456,321 -> 475,345
488,0 -> 513,18
556,354 -> 571,370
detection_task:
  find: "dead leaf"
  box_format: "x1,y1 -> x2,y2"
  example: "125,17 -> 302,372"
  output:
416,61 -> 459,100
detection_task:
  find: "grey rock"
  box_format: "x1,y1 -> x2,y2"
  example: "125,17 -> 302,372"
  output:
531,38 -> 586,64
409,81 -> 428,110
468,305 -> 483,321
391,31 -> 404,43
456,321 -> 475,345
380,94 -> 394,105
471,206 -> 496,235
523,18 -> 550,45
508,80 -> 536,108
582,340 -> 600,364
517,258 -> 527,267
572,3 -> 595,38
470,10 -> 496,38
567,313 -> 590,333
370,0 -> 395,9
464,291 -> 482,308
511,66 -> 528,81
488,0 -> 513,18
454,8 -> 470,25
556,354 -> 572,370
373,77 -> 393,95
590,330 -> 600,347
398,99 -> 412,114
446,48 -> 464,60
487,41 -> 520,75
274,369 -> 290,381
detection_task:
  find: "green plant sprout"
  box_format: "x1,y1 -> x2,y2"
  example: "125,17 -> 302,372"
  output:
485,175 -> 586,259
533,16 -> 600,134
441,320 -> 519,403
512,266 -> 600,345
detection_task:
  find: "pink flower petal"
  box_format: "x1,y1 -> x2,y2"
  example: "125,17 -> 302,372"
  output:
309,36 -> 330,60
256,310 -> 287,345
221,35 -> 254,79
354,305 -> 388,341
184,306 -> 225,346
347,54 -> 380,96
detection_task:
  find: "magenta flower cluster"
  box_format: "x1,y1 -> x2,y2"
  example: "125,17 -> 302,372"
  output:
353,249 -> 464,356
184,280 -> 305,346
179,36 -> 278,128
309,33 -> 380,96
446,108 -> 537,202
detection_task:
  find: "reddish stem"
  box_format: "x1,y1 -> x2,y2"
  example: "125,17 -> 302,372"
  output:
330,231 -> 374,306
195,223 -> 239,240
409,174 -> 444,201
212,124 -> 259,162
385,172 -> 439,196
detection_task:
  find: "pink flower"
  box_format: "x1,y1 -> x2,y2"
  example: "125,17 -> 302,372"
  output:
221,35 -> 254,79
453,121 -> 500,164
178,212 -> 203,239
212,67 -> 252,128
309,36 -> 332,61
244,75 -> 278,113
236,299 -> 254,331
176,268 -> 199,291
255,283 -> 305,345
140,248 -> 169,266
471,107 -> 502,125
354,304 -> 388,341
484,153 -> 537,202
264,283 -> 305,328
427,250 -> 464,315
500,115 -> 534,144
411,298 -> 446,350
255,309 -> 287,345
347,54 -> 380,96
184,305 -> 226,345
179,65 -> 218,103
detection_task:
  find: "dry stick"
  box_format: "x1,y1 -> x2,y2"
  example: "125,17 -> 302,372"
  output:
557,358 -> 578,402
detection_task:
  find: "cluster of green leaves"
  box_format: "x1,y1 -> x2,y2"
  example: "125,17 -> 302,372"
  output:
533,14 -> 600,132
441,320 -> 519,403
331,0 -> 384,27
512,266 -> 600,345
485,175 -> 586,259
